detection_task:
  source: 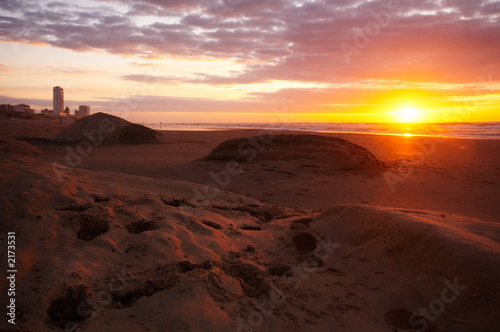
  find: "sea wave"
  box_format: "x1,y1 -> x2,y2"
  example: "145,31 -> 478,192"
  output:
144,122 -> 500,140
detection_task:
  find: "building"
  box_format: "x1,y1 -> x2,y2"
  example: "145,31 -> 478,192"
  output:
76,105 -> 90,116
15,104 -> 33,113
63,106 -> 70,116
53,86 -> 64,115
41,109 -> 54,115
0,104 -> 15,112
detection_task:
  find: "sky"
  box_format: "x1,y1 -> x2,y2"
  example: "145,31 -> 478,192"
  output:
0,0 -> 499,123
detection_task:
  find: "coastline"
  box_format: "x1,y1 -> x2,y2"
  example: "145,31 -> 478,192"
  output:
144,122 -> 500,140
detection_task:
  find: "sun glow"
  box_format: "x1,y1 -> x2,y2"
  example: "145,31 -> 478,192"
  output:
397,105 -> 421,123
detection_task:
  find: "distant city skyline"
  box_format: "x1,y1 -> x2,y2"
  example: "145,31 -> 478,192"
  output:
0,0 -> 498,123
1,85 -> 90,116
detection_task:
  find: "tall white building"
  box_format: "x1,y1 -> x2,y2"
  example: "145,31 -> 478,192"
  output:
53,86 -> 64,115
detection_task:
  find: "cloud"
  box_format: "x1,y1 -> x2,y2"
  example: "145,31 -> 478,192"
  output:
0,64 -> 7,72
44,66 -> 93,74
120,74 -> 183,85
129,62 -> 158,67
0,0 -> 498,86
3,75 -> 497,117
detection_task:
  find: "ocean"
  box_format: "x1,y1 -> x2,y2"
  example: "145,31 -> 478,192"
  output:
144,122 -> 500,140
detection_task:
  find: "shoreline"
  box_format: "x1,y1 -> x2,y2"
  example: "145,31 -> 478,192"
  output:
149,121 -> 500,140
2,116 -> 500,140
157,128 -> 500,141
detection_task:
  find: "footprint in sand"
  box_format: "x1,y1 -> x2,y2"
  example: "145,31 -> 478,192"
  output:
202,220 -> 223,230
47,285 -> 93,328
240,225 -> 262,231
293,217 -> 314,227
292,232 -> 317,253
384,309 -> 437,332
290,217 -> 314,230
76,215 -> 110,240
125,219 -> 160,234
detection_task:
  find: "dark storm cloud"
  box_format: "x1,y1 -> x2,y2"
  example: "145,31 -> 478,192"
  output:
0,0 -> 498,85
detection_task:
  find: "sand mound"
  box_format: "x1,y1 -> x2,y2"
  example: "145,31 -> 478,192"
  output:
0,137 -> 43,155
203,134 -> 384,169
311,205 -> 500,332
52,112 -> 163,144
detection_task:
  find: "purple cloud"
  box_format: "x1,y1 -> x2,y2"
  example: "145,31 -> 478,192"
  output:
0,0 -> 498,86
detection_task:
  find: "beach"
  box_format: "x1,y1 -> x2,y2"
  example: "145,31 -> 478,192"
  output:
34,123 -> 500,222
0,116 -> 499,331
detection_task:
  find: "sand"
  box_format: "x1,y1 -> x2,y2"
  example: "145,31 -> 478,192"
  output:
0,116 -> 499,332
52,113 -> 164,144
202,134 -> 385,170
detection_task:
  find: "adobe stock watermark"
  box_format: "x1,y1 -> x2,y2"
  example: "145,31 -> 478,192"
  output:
236,235 -> 341,332
384,74 -> 496,192
51,118 -> 116,182
444,74 -> 496,123
210,0 -> 245,15
177,106 -> 296,218
339,0 -> 401,63
110,65 -> 167,119
409,277 -> 467,332
383,136 -> 441,193
51,66 -> 166,182
190,130 -> 274,207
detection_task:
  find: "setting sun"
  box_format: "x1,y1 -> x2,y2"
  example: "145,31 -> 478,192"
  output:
397,105 -> 421,123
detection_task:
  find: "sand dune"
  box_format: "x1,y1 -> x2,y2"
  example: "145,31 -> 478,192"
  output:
1,151 -> 499,331
312,205 -> 500,332
52,112 -> 164,144
203,134 -> 385,170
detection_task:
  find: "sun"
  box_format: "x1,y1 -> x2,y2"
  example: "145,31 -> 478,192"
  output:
397,105 -> 421,123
